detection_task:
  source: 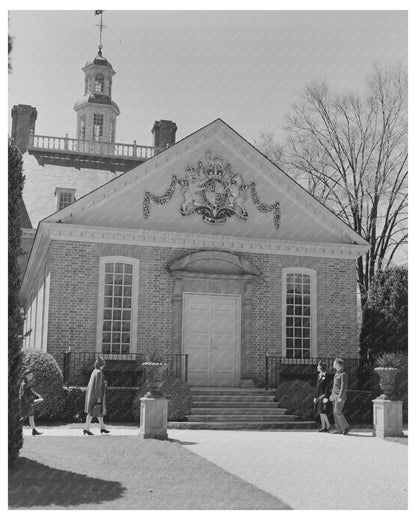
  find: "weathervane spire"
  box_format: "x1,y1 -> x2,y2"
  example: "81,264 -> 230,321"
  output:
94,10 -> 106,56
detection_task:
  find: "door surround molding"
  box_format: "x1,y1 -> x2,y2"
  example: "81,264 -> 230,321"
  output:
169,250 -> 262,383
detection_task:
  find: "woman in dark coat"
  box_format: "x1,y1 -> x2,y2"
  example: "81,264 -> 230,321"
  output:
313,360 -> 332,432
19,370 -> 43,436
83,356 -> 110,435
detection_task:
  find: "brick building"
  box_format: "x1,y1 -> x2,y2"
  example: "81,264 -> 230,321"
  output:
16,46 -> 368,388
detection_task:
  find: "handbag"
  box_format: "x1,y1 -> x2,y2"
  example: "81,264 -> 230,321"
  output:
92,404 -> 102,417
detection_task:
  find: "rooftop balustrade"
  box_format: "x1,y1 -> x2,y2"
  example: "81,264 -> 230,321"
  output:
28,132 -> 162,160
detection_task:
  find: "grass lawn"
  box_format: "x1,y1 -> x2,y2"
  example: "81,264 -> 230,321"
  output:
9,435 -> 290,509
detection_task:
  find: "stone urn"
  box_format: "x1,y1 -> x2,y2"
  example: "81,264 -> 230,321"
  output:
142,362 -> 168,398
374,367 -> 399,399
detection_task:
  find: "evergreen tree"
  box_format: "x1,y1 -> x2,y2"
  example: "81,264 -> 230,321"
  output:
360,265 -> 408,356
8,142 -> 24,463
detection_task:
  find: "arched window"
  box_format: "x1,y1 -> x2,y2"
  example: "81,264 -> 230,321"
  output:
96,257 -> 140,355
282,268 -> 317,359
94,73 -> 104,93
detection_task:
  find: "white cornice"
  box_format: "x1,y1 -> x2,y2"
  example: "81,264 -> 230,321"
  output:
42,222 -> 369,260
20,226 -> 51,304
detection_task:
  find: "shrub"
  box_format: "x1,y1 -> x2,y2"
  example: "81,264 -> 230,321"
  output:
59,386 -> 137,423
131,376 -> 192,422
60,387 -> 86,422
8,142 -> 24,463
105,387 -> 137,422
275,380 -> 315,421
20,349 -> 64,420
344,390 -> 377,425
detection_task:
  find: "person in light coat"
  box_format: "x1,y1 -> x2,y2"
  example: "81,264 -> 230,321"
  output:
19,369 -> 44,436
330,358 -> 351,435
83,357 -> 109,435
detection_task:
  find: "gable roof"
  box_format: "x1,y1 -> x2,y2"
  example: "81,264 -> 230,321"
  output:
42,118 -> 368,247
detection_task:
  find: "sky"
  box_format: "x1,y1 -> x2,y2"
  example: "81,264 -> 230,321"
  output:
8,10 -> 408,147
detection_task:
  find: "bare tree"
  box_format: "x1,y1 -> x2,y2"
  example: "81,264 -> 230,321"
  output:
257,64 -> 407,306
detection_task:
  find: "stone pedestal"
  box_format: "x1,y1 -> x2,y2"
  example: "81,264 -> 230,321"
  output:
372,397 -> 403,438
139,396 -> 168,440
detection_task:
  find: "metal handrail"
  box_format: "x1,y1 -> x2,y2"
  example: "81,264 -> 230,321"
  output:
264,355 -> 361,391
62,351 -> 189,386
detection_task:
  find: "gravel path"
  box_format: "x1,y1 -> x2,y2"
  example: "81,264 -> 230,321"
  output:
169,429 -> 408,509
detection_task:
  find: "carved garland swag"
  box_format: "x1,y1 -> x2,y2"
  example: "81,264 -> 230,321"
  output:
143,176 -> 280,230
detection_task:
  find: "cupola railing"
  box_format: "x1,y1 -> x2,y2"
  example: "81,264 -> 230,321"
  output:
28,131 -> 162,160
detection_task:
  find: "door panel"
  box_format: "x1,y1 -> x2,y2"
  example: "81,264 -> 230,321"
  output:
183,294 -> 240,386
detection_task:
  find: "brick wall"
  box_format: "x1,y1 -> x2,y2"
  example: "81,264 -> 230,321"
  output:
39,240 -> 358,384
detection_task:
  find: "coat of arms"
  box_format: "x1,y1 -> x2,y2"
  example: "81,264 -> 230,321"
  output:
142,150 -> 280,229
180,152 -> 248,224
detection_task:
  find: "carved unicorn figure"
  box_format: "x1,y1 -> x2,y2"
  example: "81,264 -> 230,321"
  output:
227,174 -> 248,217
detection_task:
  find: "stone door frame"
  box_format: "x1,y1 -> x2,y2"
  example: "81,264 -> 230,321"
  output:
168,250 -> 262,385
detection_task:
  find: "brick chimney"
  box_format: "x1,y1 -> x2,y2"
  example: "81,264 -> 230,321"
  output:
152,120 -> 177,150
11,104 -> 37,154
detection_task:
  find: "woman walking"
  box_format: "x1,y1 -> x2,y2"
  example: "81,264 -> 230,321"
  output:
330,358 -> 350,435
313,360 -> 332,432
83,356 -> 110,436
19,370 -> 44,436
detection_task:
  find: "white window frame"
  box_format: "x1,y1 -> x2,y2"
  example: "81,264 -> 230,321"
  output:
55,188 -> 76,211
96,256 -> 140,355
93,113 -> 104,142
281,267 -> 317,359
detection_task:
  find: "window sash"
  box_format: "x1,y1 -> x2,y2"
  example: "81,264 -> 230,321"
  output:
97,257 -> 139,355
282,269 -> 316,359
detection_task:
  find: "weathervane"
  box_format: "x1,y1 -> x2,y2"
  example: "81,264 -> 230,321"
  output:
94,10 -> 106,55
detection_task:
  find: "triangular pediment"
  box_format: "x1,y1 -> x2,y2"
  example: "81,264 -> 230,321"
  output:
43,119 -> 367,247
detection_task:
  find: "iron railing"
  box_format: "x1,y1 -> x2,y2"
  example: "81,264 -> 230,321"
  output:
28,132 -> 162,160
62,351 -> 188,387
265,355 -> 361,390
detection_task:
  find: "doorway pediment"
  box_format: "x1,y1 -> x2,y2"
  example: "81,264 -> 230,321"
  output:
168,251 -> 262,277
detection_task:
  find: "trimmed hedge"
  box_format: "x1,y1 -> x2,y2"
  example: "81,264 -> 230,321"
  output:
275,380 -> 315,421
20,349 -> 64,420
59,386 -> 137,423
131,375 -> 192,422
275,380 -> 378,425
344,390 -> 377,425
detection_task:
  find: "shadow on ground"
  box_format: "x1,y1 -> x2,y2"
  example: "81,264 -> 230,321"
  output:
9,457 -> 125,508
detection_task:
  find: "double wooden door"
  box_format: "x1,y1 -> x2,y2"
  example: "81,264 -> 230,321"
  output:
183,293 -> 240,386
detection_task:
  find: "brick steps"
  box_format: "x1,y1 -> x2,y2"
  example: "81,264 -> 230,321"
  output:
192,401 -> 280,408
187,414 -> 298,422
191,407 -> 287,415
177,387 -> 315,431
170,421 -> 317,430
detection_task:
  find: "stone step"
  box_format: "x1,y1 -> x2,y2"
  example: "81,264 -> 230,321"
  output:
191,400 -> 280,408
191,388 -> 275,396
187,414 -> 298,422
169,421 -> 317,431
191,408 -> 287,415
192,395 -> 277,402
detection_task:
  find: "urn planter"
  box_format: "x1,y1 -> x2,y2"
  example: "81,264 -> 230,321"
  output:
374,367 -> 399,399
142,362 -> 168,398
